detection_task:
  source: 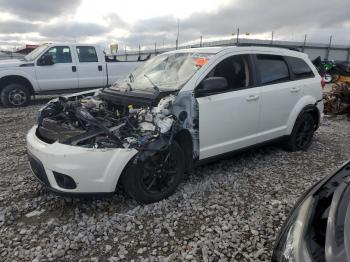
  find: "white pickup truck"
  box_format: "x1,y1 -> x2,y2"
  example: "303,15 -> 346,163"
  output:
0,43 -> 144,107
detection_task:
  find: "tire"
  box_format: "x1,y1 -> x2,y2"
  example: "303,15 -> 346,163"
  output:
122,141 -> 185,204
284,113 -> 316,152
0,83 -> 30,107
323,73 -> 333,83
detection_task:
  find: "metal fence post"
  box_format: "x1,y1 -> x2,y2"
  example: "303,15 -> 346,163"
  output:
326,35 -> 332,60
302,34 -> 307,52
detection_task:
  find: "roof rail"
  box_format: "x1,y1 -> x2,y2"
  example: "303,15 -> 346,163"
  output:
233,43 -> 302,52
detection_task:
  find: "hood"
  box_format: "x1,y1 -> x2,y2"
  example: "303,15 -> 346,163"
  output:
0,59 -> 29,69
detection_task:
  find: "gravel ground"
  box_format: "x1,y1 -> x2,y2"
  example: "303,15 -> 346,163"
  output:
0,98 -> 349,262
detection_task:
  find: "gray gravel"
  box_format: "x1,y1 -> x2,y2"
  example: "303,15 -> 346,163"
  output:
0,98 -> 349,261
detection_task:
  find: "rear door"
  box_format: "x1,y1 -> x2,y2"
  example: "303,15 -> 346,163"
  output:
196,54 -> 261,159
75,46 -> 106,88
35,45 -> 78,91
254,54 -> 302,142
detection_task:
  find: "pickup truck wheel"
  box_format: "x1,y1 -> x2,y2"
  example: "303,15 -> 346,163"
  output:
1,83 -> 30,107
122,141 -> 185,204
284,113 -> 315,152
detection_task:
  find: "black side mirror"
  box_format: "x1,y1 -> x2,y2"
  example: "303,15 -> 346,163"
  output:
196,77 -> 229,97
38,55 -> 54,66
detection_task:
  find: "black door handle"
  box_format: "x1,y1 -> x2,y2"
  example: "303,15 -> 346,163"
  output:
72,66 -> 77,72
98,65 -> 102,71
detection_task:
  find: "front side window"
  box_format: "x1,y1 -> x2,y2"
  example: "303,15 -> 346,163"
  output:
76,46 -> 98,62
205,55 -> 251,90
256,55 -> 290,85
40,46 -> 72,63
286,56 -> 314,79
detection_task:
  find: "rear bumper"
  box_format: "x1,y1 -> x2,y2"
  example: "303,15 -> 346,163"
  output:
26,125 -> 138,194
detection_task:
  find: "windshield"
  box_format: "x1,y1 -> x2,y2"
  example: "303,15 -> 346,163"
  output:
114,52 -> 212,92
24,45 -> 48,61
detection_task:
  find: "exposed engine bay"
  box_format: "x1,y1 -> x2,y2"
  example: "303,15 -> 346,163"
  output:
36,89 -> 181,152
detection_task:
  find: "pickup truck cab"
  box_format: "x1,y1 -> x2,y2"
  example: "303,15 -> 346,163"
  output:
27,46 -> 324,203
0,43 -> 142,107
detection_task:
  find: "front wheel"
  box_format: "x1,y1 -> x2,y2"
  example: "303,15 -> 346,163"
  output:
284,113 -> 316,152
1,83 -> 30,107
122,141 -> 185,204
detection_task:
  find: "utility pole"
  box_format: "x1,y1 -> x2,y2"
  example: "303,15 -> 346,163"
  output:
302,34 -> 307,52
154,42 -> 157,54
138,44 -> 141,58
200,35 -> 203,47
326,35 -> 332,60
176,19 -> 180,50
271,31 -> 274,45
236,28 -> 240,43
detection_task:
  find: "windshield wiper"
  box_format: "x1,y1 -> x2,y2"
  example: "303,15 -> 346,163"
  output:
144,74 -> 160,93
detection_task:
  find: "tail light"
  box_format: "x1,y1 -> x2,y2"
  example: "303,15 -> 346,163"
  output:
320,78 -> 326,88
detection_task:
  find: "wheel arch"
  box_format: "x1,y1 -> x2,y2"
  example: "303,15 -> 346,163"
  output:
173,129 -> 194,173
0,75 -> 35,94
287,96 -> 321,135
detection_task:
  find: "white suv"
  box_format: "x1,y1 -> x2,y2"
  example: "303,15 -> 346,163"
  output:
26,46 -> 324,203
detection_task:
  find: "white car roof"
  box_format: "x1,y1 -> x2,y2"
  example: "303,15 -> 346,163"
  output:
165,46 -> 306,58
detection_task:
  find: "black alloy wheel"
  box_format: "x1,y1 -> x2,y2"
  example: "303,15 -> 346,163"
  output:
122,141 -> 185,204
294,115 -> 315,150
285,113 -> 316,151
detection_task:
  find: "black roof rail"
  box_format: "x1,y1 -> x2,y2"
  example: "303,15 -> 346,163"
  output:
233,43 -> 302,52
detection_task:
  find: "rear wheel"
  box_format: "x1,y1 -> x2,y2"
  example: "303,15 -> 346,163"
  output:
122,141 -> 185,204
1,83 -> 30,107
285,113 -> 316,151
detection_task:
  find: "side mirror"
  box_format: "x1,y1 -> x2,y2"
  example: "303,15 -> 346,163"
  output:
38,55 -> 54,66
196,77 -> 229,97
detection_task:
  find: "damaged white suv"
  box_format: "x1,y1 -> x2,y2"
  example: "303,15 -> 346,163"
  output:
26,46 -> 324,203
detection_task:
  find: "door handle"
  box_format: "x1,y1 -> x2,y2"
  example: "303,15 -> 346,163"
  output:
98,65 -> 102,71
246,95 -> 259,101
72,66 -> 77,72
290,87 -> 300,93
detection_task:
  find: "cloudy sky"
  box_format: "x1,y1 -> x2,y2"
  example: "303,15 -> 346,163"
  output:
0,0 -> 349,51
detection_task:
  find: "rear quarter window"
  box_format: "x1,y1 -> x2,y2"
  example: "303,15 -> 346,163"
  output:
286,56 -> 315,80
256,54 -> 290,85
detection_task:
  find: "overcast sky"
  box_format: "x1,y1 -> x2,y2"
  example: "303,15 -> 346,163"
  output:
0,0 -> 349,51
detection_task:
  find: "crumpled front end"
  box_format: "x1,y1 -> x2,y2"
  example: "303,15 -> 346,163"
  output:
27,88 -> 181,194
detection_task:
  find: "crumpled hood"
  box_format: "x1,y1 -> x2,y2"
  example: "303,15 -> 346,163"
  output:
0,59 -> 27,69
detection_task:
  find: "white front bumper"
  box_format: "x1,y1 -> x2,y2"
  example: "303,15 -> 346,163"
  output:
26,125 -> 138,194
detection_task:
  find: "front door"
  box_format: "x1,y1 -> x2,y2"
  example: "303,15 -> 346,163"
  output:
35,46 -> 78,91
196,55 -> 261,160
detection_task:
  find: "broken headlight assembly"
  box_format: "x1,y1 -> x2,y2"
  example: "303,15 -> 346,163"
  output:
272,162 -> 350,262
272,196 -> 315,262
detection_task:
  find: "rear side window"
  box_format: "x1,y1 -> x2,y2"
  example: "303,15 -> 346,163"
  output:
256,55 -> 290,85
286,56 -> 315,79
76,46 -> 98,62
